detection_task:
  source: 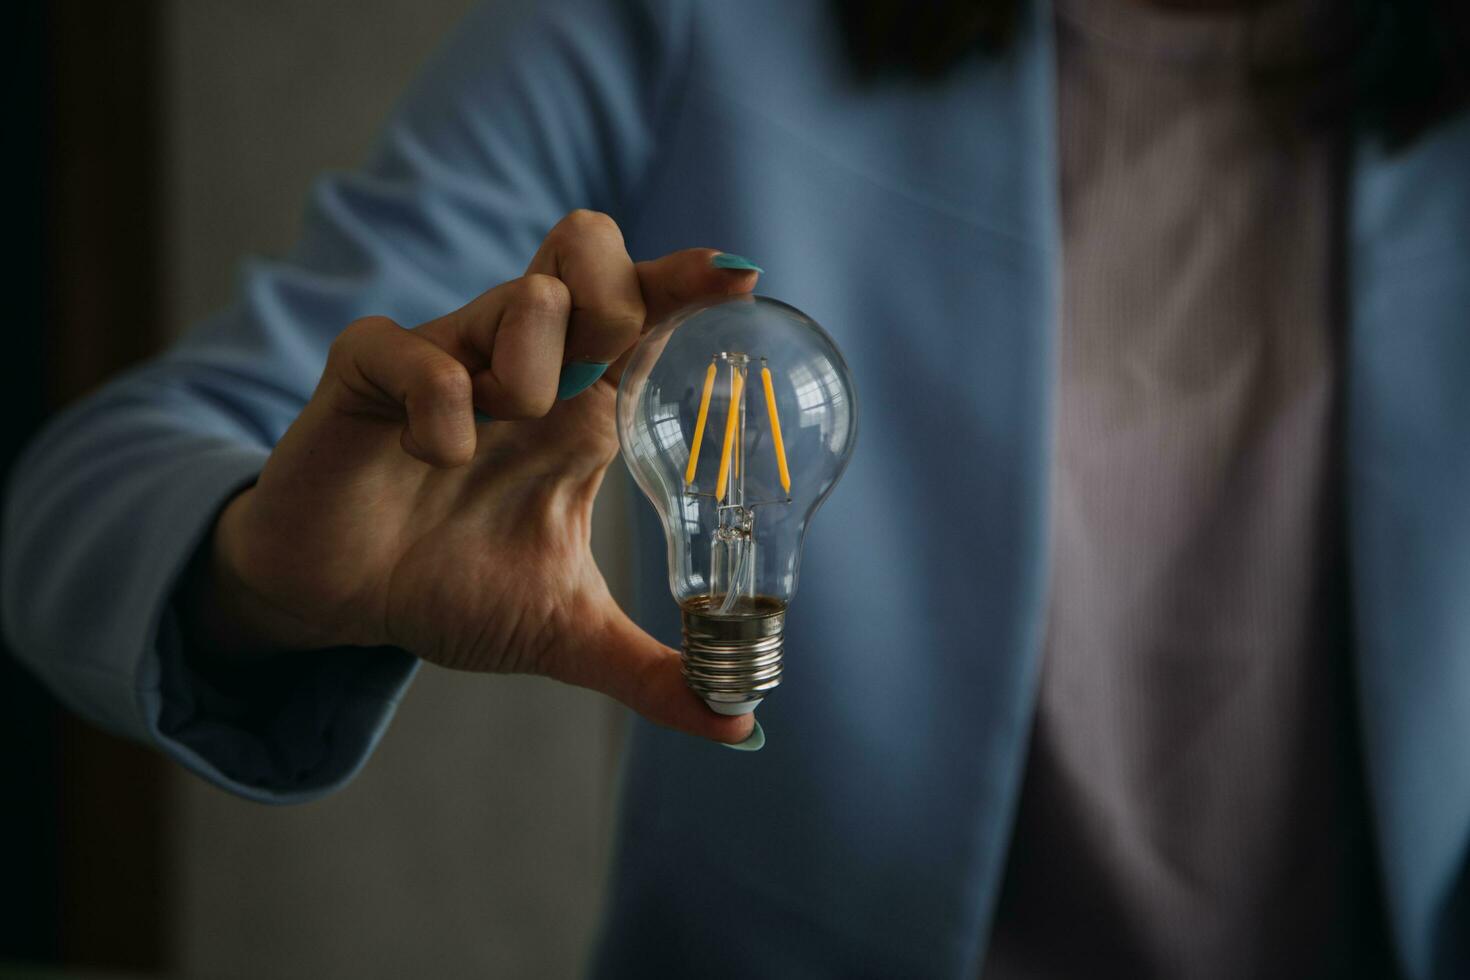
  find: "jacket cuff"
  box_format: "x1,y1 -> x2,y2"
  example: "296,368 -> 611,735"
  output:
131,445 -> 418,803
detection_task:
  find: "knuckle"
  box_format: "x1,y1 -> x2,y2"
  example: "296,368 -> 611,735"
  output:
605,301 -> 646,339
330,315 -> 396,354
514,273 -> 572,317
344,314 -> 400,338
495,382 -> 556,420
326,316 -> 399,375
553,208 -> 622,246
415,357 -> 471,405
563,207 -> 618,234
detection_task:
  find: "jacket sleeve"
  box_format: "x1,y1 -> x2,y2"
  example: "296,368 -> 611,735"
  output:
1,0 -> 689,804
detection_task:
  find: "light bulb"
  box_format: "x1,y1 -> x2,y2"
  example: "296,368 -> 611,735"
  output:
617,295 -> 858,715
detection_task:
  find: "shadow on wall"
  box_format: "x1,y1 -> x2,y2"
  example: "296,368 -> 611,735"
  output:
5,0 -> 172,972
6,2 -> 632,977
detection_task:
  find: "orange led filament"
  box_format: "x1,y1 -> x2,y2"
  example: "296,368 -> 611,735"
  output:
686,356 -> 791,499
761,365 -> 791,495
715,368 -> 744,502
684,361 -> 718,486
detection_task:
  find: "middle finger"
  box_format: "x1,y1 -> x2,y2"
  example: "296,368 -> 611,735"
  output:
526,209 -> 645,366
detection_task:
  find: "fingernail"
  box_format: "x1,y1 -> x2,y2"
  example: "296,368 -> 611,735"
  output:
474,410 -> 494,423
557,361 -> 610,400
722,719 -> 765,752
711,253 -> 764,274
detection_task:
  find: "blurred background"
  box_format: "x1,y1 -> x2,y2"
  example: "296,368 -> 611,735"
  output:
3,2 -> 634,977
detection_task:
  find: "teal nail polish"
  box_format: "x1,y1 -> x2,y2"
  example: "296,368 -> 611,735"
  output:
711,253 -> 765,274
557,361 -> 609,400
474,410 -> 494,423
722,719 -> 765,752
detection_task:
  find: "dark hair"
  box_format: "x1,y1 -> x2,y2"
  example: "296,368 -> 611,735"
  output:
835,0 -> 1018,78
1359,0 -> 1470,146
836,0 -> 1470,148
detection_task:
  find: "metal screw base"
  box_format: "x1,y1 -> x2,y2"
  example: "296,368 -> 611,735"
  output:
680,595 -> 786,712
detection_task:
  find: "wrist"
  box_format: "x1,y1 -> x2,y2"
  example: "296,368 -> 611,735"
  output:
177,488 -> 331,663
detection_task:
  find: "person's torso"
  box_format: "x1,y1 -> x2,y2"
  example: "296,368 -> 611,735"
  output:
590,2 -> 1470,976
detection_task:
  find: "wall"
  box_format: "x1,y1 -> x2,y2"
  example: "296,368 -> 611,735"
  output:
162,3 -> 632,976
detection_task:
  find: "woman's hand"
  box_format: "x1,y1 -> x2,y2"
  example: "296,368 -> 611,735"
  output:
182,210 -> 760,744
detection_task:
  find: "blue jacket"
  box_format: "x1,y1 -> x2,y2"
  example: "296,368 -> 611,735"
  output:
5,1 -> 1468,976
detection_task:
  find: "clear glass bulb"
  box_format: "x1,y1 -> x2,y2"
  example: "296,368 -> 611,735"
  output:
617,294 -> 858,714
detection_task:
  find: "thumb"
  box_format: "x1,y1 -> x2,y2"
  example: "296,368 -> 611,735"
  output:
556,606 -> 757,745
636,248 -> 761,325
